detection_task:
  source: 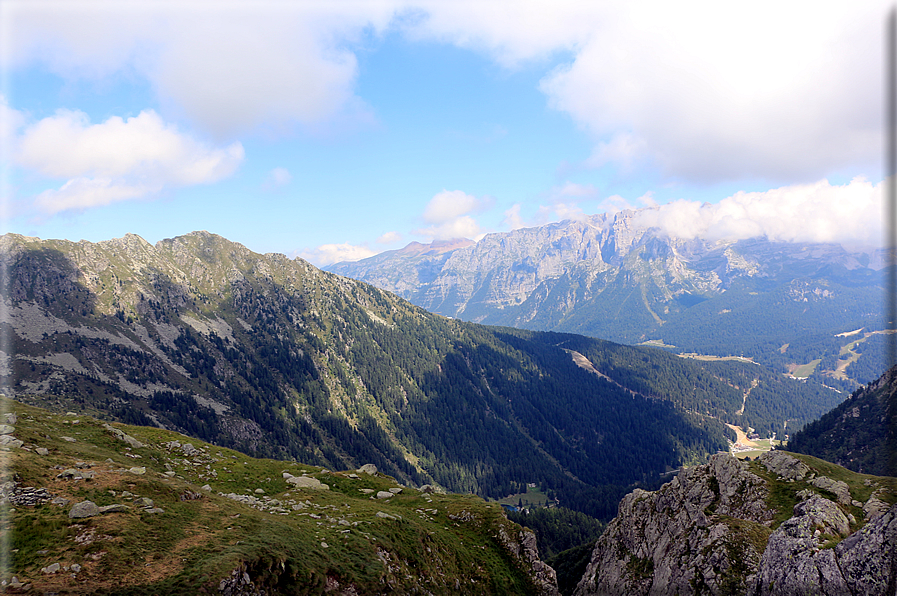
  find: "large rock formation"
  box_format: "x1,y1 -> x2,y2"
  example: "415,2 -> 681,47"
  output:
574,451 -> 897,596
327,210 -> 885,370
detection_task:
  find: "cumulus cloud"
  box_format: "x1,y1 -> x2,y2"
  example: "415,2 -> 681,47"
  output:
407,1 -> 885,183
538,2 -> 883,183
0,96 -> 25,149
17,109 -> 243,214
377,231 -> 402,244
299,242 -> 378,266
8,1 -> 886,181
631,178 -> 882,247
503,182 -> 604,229
416,189 -> 490,240
33,178 -> 151,214
503,204 -> 525,230
8,2 -> 397,138
596,192 -> 656,214
422,189 -> 486,223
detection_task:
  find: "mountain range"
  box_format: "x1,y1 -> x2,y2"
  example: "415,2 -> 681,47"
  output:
3,229 -> 897,595
327,209 -> 889,389
0,231 -> 841,520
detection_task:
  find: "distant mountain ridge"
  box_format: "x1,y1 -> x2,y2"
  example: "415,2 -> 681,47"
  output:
327,209 -> 887,387
0,231 -> 840,519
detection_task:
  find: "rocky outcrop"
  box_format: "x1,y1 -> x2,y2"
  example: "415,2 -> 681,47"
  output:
575,451 -> 897,596
574,454 -> 774,596
496,525 -> 559,596
326,210 -> 882,351
754,494 -> 897,595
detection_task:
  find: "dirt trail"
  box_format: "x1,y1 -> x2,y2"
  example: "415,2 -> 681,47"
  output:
735,378 -> 759,416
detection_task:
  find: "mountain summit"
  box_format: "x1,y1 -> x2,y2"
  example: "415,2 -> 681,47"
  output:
327,210 -> 885,387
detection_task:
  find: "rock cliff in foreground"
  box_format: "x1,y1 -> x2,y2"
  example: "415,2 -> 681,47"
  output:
575,451 -> 897,596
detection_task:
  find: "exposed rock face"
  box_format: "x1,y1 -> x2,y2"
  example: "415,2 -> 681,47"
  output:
496,525 -> 559,596
575,454 -> 773,596
754,495 -> 897,595
327,211 -> 883,349
575,452 -> 897,596
759,450 -> 811,482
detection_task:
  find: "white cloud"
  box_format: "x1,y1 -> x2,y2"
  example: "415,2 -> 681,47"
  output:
376,231 -> 402,244
299,242 -> 378,267
8,2 -> 398,138
0,96 -> 25,150
504,182 -> 601,229
596,191 -> 656,214
415,215 -> 484,241
538,202 -> 585,223
8,1 -> 887,181
407,1 -> 886,183
416,189 -> 489,240
33,177 -> 152,214
401,0 -> 600,67
422,189 -> 486,223
16,109 -> 243,214
584,133 -> 648,172
632,178 -> 882,247
538,1 -> 884,183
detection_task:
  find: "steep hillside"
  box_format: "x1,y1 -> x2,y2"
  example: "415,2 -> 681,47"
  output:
0,232 -> 841,519
787,364 -> 897,477
574,450 -> 897,596
0,397 -> 557,595
327,211 -> 886,389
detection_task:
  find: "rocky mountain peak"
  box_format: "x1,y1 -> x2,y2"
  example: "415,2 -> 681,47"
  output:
326,206 -> 884,373
574,450 -> 897,596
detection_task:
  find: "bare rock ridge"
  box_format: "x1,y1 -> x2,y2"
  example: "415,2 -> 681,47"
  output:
326,209 -> 885,378
575,451 -> 897,596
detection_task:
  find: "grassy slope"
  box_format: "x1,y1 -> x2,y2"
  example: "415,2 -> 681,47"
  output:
1,397 -> 549,595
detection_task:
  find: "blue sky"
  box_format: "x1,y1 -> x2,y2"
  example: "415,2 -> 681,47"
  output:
0,1 -> 889,265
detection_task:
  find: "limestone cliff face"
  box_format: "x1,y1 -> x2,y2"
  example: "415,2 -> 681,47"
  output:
575,451 -> 897,596
327,209 -> 883,349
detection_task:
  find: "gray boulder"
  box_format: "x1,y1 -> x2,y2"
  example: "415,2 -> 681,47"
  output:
759,451 -> 811,482
753,495 -> 851,595
808,475 -> 852,505
285,476 -> 329,490
69,500 -> 99,519
0,435 -> 24,449
103,423 -> 144,448
99,503 -> 129,513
